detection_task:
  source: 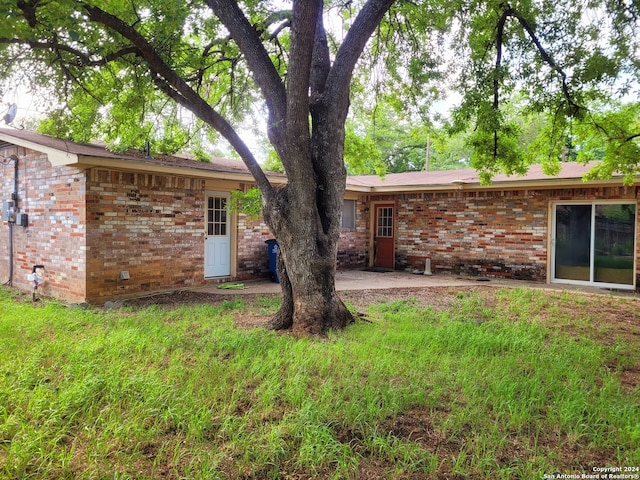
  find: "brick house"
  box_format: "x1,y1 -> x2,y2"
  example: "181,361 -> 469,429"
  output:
0,129 -> 369,303
0,129 -> 287,303
347,165 -> 639,291
1,128 -> 638,303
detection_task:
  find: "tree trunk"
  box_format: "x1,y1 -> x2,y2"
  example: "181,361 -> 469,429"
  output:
263,180 -> 353,337
267,240 -> 353,336
239,0 -> 392,337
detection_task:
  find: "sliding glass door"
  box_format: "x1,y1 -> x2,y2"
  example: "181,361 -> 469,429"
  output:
553,203 -> 636,289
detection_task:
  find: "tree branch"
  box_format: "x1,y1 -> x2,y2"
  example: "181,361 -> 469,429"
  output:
267,19 -> 291,41
494,6 -> 508,111
310,5 -> 331,99
625,132 -> 640,142
254,9 -> 292,41
492,5 -> 511,159
16,0 -> 40,28
0,37 -> 138,67
79,2 -> 273,195
204,0 -> 287,150
505,6 -> 583,116
285,0 -> 319,145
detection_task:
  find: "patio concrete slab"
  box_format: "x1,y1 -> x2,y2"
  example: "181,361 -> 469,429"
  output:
194,269 -> 638,299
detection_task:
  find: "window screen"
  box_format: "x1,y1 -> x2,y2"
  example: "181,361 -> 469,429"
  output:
342,200 -> 356,229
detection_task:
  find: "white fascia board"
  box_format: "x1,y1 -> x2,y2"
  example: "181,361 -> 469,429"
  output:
345,184 -> 373,193
0,132 -> 79,166
363,177 -> 635,194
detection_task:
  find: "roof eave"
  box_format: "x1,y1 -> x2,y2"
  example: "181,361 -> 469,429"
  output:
344,184 -> 372,193
0,131 -> 79,166
358,176 -> 635,193
77,155 -> 287,184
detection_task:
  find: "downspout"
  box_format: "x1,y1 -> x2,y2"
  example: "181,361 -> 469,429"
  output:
8,212 -> 13,286
9,157 -> 17,286
3,154 -> 18,286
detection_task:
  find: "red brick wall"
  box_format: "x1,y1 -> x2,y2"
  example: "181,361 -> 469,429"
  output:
338,196 -> 368,268
2,149 -> 368,302
0,147 -> 86,302
235,196 -> 370,278
6,145 -> 635,301
85,168 -> 211,302
236,214 -> 272,279
390,186 -> 639,284
84,170 -> 291,302
394,190 -> 547,279
0,152 -> 278,303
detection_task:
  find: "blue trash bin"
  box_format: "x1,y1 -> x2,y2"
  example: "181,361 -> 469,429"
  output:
265,239 -> 279,283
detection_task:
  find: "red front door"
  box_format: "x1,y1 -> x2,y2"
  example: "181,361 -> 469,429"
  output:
374,205 -> 394,269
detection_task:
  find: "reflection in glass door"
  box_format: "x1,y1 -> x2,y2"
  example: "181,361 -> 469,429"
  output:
554,205 -> 592,281
594,204 -> 635,285
553,203 -> 636,288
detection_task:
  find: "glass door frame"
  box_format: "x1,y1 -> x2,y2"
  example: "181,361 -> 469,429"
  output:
551,200 -> 637,290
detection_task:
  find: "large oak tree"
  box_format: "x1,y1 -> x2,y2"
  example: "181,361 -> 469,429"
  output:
1,0 -> 638,336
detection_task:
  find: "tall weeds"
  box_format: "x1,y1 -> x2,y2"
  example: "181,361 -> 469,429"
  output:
1,287 -> 638,479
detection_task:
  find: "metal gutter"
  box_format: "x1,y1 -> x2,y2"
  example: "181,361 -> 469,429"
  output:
346,177 -> 635,194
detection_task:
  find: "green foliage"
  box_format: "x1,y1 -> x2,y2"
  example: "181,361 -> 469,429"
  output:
0,0 -> 253,156
523,101 -> 640,184
229,187 -> 263,220
447,0 -> 639,180
343,119 -> 387,175
0,0 -> 637,178
1,286 -> 638,478
344,98 -> 473,175
467,116 -> 527,183
261,149 -> 285,173
576,102 -> 640,185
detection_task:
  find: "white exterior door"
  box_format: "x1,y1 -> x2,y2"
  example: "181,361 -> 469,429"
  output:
205,194 -> 231,277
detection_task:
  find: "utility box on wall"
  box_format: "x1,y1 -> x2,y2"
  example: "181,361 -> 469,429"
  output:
2,200 -> 15,222
16,212 -> 28,227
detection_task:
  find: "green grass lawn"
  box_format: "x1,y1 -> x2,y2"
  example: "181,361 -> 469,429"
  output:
1,286 -> 639,479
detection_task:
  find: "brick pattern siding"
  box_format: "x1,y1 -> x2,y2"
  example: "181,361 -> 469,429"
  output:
3,141 -> 638,302
0,148 -> 86,301
394,190 -> 547,279
85,169 -> 212,302
338,196 -> 368,269
390,187 -> 639,285
236,214 -> 273,280
1,150 -> 276,303
1,147 -> 369,303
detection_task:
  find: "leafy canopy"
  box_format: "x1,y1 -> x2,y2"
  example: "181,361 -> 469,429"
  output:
0,0 -> 638,183
347,0 -> 639,182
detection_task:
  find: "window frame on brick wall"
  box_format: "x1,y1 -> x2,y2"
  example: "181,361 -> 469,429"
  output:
551,200 -> 637,290
342,199 -> 356,230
